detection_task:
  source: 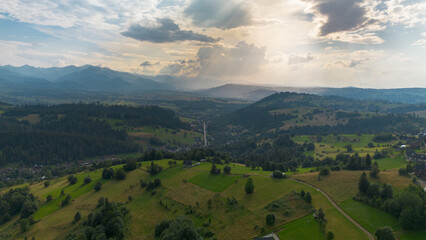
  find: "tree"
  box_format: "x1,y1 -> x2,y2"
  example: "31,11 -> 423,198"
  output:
266,213 -> 275,226
61,194 -> 71,207
375,227 -> 395,240
380,184 -> 393,200
305,192 -> 312,204
94,181 -> 102,191
44,181 -> 50,188
316,208 -> 326,222
102,167 -> 115,180
73,211 -> 81,224
67,175 -> 77,185
370,161 -> 380,178
210,164 -> 220,174
327,231 -> 334,240
358,172 -> 370,194
123,159 -> 137,172
83,175 -> 92,185
245,177 -> 254,194
300,190 -> 305,198
367,183 -> 380,199
399,207 -> 421,230
114,168 -> 126,180
20,200 -> 38,219
154,178 -> 161,187
168,160 -> 174,168
46,194 -> 53,202
223,165 -> 231,174
20,218 -> 29,232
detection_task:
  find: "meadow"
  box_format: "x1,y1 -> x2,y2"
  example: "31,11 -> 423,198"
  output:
0,160 -> 371,240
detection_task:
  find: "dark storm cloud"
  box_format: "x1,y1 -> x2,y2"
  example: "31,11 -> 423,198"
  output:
121,18 -> 219,43
314,0 -> 370,36
184,0 -> 252,29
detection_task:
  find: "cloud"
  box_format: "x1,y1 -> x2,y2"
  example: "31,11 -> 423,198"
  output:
184,0 -> 252,29
288,53 -> 314,65
140,61 -> 160,67
121,18 -> 219,43
140,61 -> 152,66
348,58 -> 370,67
303,0 -> 385,44
160,63 -> 183,74
314,0 -> 370,36
197,41 -> 266,76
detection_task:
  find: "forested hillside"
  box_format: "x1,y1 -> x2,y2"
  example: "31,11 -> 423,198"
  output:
214,92 -> 426,134
0,104 -> 189,165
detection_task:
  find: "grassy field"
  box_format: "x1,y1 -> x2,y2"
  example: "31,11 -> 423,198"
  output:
277,214 -> 324,240
292,170 -> 411,203
0,159 -> 375,240
293,134 -> 399,160
340,199 -> 400,233
189,172 -> 241,192
375,155 -> 407,170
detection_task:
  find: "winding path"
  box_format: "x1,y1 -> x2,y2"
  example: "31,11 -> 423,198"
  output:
289,179 -> 374,240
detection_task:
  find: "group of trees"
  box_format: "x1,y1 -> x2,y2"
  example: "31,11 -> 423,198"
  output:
140,178 -> 161,191
357,173 -> 425,230
147,161 -> 163,175
66,197 -> 129,240
102,167 -> 126,181
155,216 -> 200,240
0,187 -> 38,226
300,190 -> 312,204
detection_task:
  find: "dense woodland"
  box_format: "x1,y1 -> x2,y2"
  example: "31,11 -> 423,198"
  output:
0,103 -> 190,166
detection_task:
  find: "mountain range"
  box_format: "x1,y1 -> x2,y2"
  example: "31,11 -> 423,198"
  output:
1,65 -> 426,104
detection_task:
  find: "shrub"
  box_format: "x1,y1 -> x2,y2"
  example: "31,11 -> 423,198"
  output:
319,168 -> 330,177
272,170 -> 285,178
44,181 -> 50,188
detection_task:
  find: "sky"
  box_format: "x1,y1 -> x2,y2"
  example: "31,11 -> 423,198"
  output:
0,0 -> 425,88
